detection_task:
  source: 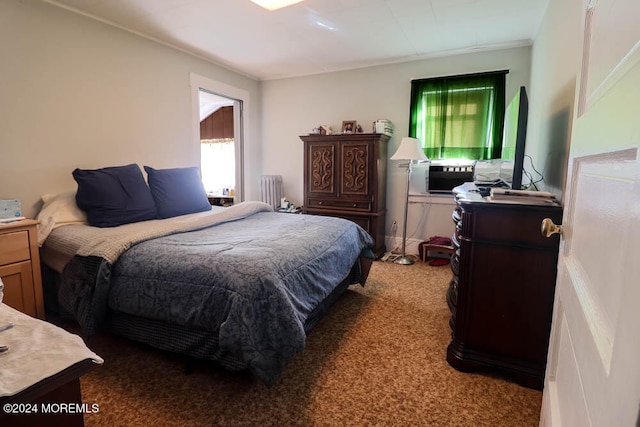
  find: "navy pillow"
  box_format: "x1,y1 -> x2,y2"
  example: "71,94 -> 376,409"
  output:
73,164 -> 158,227
144,166 -> 212,219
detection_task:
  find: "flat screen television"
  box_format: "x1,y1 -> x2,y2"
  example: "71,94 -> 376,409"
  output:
501,86 -> 528,190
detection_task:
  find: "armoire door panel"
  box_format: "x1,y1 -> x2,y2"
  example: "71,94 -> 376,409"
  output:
308,143 -> 336,196
340,142 -> 370,197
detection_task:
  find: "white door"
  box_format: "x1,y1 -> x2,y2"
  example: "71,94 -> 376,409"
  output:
540,0 -> 640,426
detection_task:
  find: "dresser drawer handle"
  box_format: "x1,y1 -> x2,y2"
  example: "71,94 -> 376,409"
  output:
353,203 -> 357,208
541,218 -> 562,238
318,201 -> 323,205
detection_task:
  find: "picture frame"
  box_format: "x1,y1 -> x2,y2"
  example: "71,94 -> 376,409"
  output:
341,120 -> 356,134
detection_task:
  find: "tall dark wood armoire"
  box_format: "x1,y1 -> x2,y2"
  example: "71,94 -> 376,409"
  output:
299,133 -> 389,257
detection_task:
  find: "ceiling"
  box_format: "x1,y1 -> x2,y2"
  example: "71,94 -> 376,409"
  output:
45,0 -> 549,81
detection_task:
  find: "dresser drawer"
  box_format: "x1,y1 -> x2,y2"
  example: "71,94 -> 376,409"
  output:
0,231 -> 30,265
307,198 -> 372,211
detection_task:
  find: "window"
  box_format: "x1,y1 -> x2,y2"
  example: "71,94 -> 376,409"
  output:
201,139 -> 235,195
191,73 -> 247,202
409,71 -> 507,160
198,98 -> 236,196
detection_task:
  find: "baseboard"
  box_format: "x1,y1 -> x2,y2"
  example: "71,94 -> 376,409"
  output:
384,236 -> 423,256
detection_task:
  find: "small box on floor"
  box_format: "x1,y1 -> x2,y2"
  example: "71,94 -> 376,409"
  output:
419,236 -> 455,265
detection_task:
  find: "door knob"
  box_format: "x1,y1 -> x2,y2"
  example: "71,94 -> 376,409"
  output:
541,218 -> 562,238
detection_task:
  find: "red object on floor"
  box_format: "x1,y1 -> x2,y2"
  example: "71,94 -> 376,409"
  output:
426,236 -> 452,246
428,258 -> 450,266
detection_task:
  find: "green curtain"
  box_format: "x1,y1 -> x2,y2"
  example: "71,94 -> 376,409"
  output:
409,71 -> 506,160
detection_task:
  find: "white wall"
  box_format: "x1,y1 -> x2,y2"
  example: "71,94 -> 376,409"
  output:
527,0 -> 584,199
261,47 -> 531,253
0,0 -> 262,218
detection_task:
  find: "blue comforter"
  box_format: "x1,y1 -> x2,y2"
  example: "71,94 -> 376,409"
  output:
68,211 -> 373,385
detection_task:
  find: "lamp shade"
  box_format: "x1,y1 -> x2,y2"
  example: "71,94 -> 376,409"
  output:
390,137 -> 429,161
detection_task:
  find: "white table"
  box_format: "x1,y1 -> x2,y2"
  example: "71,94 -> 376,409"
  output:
0,304 -> 103,426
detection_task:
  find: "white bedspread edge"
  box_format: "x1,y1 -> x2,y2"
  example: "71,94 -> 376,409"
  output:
43,201 -> 273,267
0,303 -> 104,397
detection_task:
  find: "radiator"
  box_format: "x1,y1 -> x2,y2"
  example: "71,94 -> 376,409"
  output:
258,175 -> 283,210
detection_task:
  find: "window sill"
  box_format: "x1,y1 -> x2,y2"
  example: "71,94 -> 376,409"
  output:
408,193 -> 455,205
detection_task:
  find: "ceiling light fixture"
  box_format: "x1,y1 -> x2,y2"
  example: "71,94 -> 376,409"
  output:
250,0 -> 303,11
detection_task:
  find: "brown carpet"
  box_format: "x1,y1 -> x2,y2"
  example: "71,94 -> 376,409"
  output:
71,260 -> 541,426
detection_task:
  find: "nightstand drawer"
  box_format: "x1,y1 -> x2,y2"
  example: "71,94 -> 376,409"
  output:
0,231 -> 30,265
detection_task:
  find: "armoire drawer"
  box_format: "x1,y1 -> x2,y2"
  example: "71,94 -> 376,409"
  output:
307,198 -> 372,211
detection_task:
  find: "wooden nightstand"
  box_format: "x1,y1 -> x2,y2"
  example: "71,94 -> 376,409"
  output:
0,220 -> 45,319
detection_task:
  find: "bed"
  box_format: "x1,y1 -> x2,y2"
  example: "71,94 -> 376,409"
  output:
37,165 -> 374,386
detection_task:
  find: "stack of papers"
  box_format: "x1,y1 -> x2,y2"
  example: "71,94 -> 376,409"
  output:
489,188 -> 558,205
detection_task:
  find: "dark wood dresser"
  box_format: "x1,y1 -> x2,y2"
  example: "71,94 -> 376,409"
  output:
446,183 -> 562,389
299,133 -> 389,257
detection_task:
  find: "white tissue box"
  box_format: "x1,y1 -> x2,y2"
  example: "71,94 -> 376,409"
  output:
374,120 -> 393,136
0,199 -> 22,220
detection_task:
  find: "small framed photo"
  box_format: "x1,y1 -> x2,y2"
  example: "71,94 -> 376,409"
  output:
341,120 -> 356,134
